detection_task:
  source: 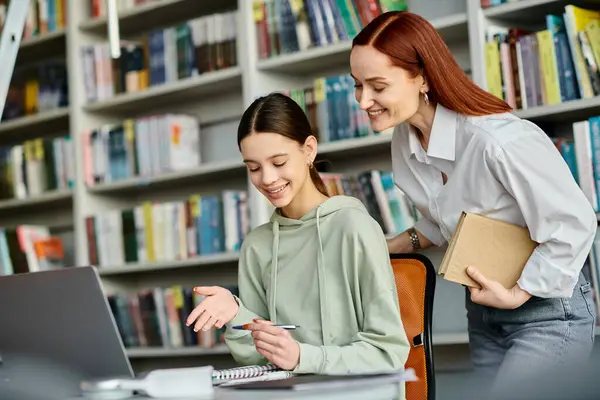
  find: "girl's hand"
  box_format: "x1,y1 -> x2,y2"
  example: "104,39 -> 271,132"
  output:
466,266 -> 532,309
246,319 -> 300,370
185,286 -> 239,332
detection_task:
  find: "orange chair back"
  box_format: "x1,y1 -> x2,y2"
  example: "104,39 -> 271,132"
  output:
390,253 -> 436,400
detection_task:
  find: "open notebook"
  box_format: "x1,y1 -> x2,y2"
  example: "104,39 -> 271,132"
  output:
212,364 -> 294,386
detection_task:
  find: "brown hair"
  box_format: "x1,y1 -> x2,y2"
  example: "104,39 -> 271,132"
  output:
352,11 -> 512,115
237,92 -> 329,197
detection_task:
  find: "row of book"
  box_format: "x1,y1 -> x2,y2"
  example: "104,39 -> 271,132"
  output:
82,114 -> 201,187
484,5 -> 600,110
108,285 -> 239,349
82,73 -> 392,189
3,62 -> 69,122
80,10 -> 237,103
0,225 -> 65,276
83,170 -> 419,269
558,115 -> 600,212
85,190 -> 249,268
0,0 -> 67,42
253,0 -> 407,60
0,135 -> 74,201
88,0 -> 157,19
282,73 -> 384,143
321,170 -> 420,237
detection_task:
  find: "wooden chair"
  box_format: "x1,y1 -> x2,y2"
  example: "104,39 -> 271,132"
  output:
390,253 -> 436,400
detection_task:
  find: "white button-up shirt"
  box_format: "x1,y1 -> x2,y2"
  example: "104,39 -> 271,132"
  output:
391,104 -> 597,298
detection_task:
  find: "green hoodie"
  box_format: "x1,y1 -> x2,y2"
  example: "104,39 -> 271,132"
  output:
224,195 -> 410,376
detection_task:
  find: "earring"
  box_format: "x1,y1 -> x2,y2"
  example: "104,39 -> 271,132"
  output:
423,92 -> 430,105
309,160 -> 314,169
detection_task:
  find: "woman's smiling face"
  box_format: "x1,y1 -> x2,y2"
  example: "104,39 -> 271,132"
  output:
350,44 -> 427,132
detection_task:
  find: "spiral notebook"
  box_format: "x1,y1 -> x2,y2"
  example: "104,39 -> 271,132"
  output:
212,364 -> 294,386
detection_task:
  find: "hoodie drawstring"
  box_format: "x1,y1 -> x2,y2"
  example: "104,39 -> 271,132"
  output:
269,221 -> 280,324
268,206 -> 330,345
315,206 -> 330,345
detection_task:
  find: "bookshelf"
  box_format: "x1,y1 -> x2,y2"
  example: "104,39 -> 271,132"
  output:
2,0 -> 600,381
0,2 -> 72,271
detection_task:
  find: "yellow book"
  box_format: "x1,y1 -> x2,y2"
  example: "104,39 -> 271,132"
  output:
584,20 -> 600,73
565,5 -> 600,99
485,41 -> 503,100
55,0 -> 64,29
439,212 -> 538,289
536,30 -> 561,105
25,80 -> 39,115
142,201 -> 155,262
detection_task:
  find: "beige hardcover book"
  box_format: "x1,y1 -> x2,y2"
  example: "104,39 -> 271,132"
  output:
439,212 -> 538,289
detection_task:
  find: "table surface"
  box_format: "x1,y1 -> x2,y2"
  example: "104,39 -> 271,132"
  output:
61,380 -> 402,400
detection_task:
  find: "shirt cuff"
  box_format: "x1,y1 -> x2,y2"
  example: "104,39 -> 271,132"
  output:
517,248 -> 580,298
414,217 -> 447,247
292,342 -> 325,374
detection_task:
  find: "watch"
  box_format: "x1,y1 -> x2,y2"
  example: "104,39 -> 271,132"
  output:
407,227 -> 421,252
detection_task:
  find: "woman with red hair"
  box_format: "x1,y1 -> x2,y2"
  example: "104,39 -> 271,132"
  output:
350,10 -> 597,397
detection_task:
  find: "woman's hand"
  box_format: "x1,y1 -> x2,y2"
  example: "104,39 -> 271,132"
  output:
246,319 -> 300,370
185,286 -> 239,332
466,266 -> 532,309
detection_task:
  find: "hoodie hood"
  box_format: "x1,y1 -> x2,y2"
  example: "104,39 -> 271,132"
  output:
267,195 -> 368,345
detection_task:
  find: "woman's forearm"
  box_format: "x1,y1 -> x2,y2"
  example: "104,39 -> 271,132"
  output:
387,228 -> 434,253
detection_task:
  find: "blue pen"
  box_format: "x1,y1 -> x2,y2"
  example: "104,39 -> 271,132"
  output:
232,324 -> 300,330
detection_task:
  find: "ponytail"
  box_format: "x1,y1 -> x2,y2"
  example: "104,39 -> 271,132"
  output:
309,166 -> 329,197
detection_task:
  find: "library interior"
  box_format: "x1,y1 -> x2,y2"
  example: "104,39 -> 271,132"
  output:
2,0 -> 600,399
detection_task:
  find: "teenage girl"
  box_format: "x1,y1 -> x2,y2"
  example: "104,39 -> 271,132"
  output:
186,93 -> 411,378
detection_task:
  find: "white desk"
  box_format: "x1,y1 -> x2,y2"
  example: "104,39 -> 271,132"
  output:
63,380 -> 402,400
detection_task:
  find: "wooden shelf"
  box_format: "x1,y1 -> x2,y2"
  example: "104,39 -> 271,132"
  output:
514,96 -> 600,122
318,134 -> 393,160
257,13 -> 468,75
126,344 -> 230,358
87,158 -> 245,195
483,0 -> 591,23
82,67 -> 242,114
125,332 -> 470,359
0,108 -> 70,142
0,190 -> 72,213
319,134 -> 392,153
257,41 -> 352,75
98,252 -> 239,276
78,0 -> 237,36
17,29 -> 67,65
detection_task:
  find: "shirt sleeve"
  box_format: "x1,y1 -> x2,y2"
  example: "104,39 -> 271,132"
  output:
414,215 -> 447,247
489,129 -> 597,298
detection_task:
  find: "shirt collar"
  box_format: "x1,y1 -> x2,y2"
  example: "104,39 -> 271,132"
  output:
408,103 -> 457,161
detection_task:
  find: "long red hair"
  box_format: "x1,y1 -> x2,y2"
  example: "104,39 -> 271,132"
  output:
352,11 -> 512,116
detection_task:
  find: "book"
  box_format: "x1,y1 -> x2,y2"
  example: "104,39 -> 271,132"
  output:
438,212 -> 538,289
212,364 -> 293,385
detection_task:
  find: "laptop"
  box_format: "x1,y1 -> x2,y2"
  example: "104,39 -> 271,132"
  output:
0,266 -> 134,399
